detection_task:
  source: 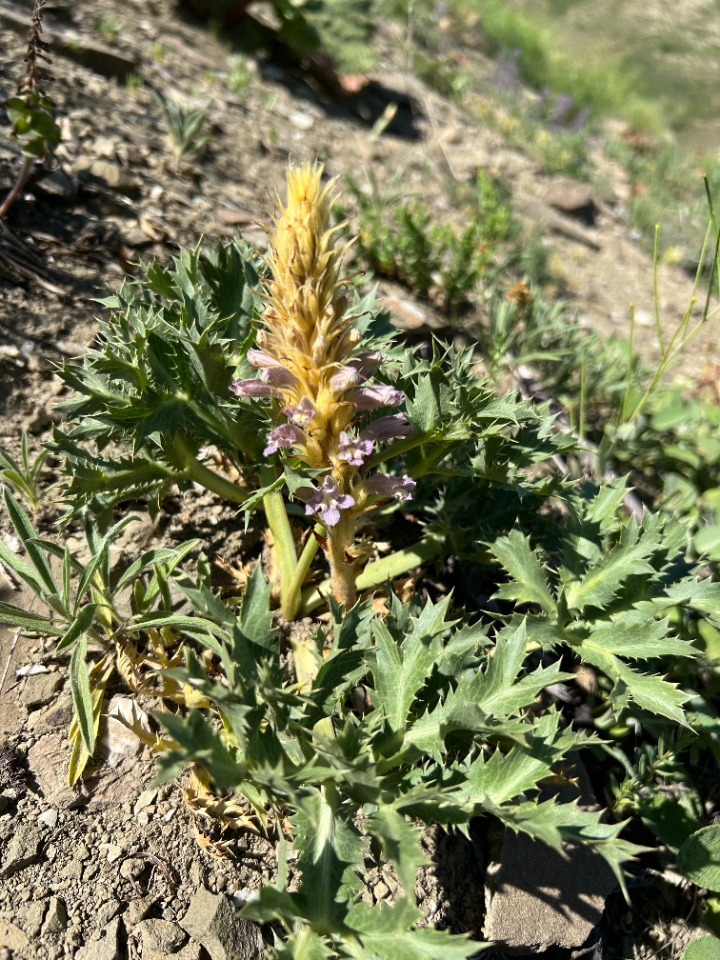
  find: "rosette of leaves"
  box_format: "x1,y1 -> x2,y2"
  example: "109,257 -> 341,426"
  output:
155,572 -> 642,957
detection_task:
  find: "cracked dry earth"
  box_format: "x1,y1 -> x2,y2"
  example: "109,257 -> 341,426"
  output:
0,0 -> 718,957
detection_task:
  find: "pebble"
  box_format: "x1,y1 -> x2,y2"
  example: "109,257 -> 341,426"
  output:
37,807 -> 58,830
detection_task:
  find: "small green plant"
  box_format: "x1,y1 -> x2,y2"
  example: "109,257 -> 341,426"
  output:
0,432 -> 49,514
125,73 -> 143,93
1,163 -> 718,955
0,0 -> 61,220
346,169 -> 513,314
224,54 -> 251,94
155,92 -> 210,162
94,14 -> 122,44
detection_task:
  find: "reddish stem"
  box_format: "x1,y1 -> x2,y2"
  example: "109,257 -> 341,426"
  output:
0,156 -> 33,220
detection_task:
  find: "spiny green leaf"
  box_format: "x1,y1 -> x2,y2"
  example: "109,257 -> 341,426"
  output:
565,521 -> 656,611
491,531 -> 556,614
371,619 -> 442,733
366,806 -> 426,894
585,615 -> 696,660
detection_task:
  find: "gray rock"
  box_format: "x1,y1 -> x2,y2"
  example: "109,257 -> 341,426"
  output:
483,766 -> 616,950
19,899 -> 46,937
174,945 -> 202,960
0,822 -> 43,877
41,896 -> 68,936
20,671 -> 63,709
0,920 -> 28,951
35,171 -> 78,200
180,888 -> 263,960
74,917 -> 120,960
136,918 -> 187,955
87,160 -> 135,192
545,175 -> 597,221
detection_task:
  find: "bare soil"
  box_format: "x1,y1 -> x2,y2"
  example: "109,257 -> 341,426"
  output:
0,1 -> 716,957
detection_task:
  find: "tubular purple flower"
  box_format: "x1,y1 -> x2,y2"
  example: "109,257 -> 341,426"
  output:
329,365 -> 360,395
264,423 -> 304,456
229,378 -> 275,398
286,397 -> 315,425
350,384 -> 405,409
347,350 -> 384,376
260,367 -> 300,390
364,473 -> 416,502
337,431 -> 373,467
360,414 -> 412,443
246,348 -> 285,369
303,475 -> 355,527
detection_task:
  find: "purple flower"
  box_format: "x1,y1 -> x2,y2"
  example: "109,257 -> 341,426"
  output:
260,367 -> 299,390
229,378 -> 275,398
337,431 -> 373,467
347,350 -> 384,376
350,384 -> 405,409
303,475 -> 355,527
286,397 -> 315,425
246,349 -> 285,369
264,423 -> 303,456
360,414 -> 411,443
364,473 -> 416,503
329,365 -> 360,395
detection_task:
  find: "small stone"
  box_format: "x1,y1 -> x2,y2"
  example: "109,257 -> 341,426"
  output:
20,671 -> 63,708
119,857 -> 145,880
180,888 -> 263,960
135,918 -> 187,954
372,880 -> 389,900
62,861 -> 83,880
134,789 -> 158,815
74,917 -> 120,960
102,844 -> 122,863
127,897 -> 156,925
20,899 -> 46,937
174,945 -> 202,960
288,110 -> 314,130
35,170 -> 78,199
37,809 -> 59,830
1,822 -> 43,876
0,921 -> 28,951
545,175 -> 597,223
87,160 -> 135,191
94,901 -> 119,928
42,897 -> 68,935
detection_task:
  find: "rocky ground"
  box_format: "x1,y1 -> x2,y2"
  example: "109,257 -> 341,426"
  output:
0,0 -> 717,957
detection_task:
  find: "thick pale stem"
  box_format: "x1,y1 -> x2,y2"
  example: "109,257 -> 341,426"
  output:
301,537 -> 444,615
326,512 -> 358,610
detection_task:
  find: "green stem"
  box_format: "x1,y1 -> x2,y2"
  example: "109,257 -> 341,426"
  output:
262,483 -> 298,619
284,524 -> 322,622
173,433 -> 250,504
300,536 -> 444,615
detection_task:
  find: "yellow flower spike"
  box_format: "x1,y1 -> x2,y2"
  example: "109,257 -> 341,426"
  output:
229,162 -> 412,612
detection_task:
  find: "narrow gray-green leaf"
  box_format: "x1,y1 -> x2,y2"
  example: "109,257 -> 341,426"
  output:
69,637 -> 95,754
